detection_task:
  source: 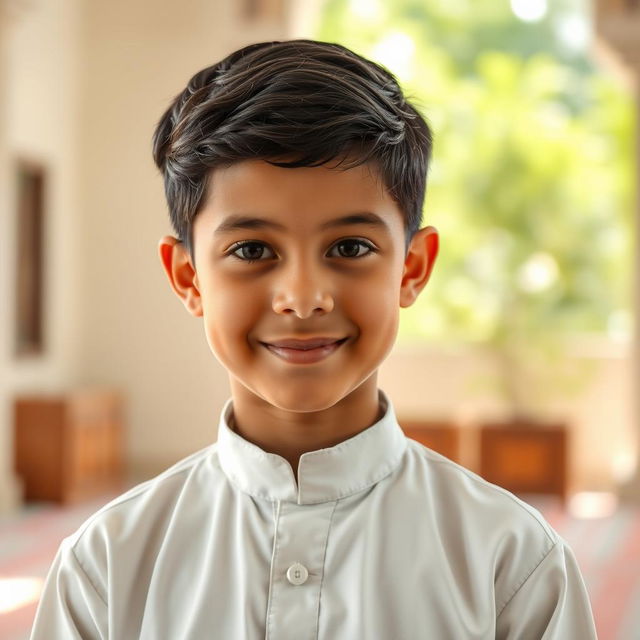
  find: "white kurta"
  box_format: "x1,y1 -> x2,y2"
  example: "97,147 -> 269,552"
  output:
30,391 -> 597,639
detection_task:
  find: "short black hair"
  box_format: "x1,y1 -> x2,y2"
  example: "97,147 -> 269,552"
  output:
152,39 -> 433,264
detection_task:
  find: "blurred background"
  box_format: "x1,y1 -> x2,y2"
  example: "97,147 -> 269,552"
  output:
0,0 -> 638,638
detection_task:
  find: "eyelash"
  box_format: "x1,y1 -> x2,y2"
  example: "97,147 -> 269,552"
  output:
226,239 -> 378,264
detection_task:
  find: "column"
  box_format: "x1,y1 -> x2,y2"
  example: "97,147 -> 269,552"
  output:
0,2 -> 24,512
619,68 -> 640,501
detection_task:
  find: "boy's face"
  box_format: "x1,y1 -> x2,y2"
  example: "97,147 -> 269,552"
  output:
159,159 -> 438,415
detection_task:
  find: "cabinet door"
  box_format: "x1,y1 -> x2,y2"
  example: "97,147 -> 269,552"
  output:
14,399 -> 66,501
480,425 -> 568,501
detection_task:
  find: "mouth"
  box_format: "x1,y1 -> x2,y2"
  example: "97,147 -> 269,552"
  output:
260,337 -> 348,364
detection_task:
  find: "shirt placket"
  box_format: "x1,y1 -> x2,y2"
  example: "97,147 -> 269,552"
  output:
265,499 -> 338,640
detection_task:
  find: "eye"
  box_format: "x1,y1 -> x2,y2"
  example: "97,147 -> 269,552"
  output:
328,239 -> 377,259
228,241 -> 276,263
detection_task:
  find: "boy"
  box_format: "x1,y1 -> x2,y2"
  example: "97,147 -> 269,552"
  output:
31,39 -> 597,639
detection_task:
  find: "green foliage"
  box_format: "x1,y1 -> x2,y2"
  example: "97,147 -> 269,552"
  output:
315,0 -> 633,343
314,0 -> 635,413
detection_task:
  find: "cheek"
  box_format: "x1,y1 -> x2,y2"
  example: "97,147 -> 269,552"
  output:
200,277 -> 260,361
347,275 -> 401,343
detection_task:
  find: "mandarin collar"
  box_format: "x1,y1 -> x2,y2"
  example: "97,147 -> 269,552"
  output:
216,390 -> 407,505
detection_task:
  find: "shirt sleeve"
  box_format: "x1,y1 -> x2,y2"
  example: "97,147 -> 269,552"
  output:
30,539 -> 108,640
495,538 -> 597,639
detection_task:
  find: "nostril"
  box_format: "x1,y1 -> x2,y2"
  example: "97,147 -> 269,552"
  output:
272,291 -> 334,318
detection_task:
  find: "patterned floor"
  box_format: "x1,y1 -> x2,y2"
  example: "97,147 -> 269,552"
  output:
540,498 -> 640,639
1,492 -> 639,639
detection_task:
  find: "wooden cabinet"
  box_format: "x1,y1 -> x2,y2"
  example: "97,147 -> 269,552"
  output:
479,423 -> 568,502
400,419 -> 462,464
401,416 -> 569,501
13,389 -> 125,503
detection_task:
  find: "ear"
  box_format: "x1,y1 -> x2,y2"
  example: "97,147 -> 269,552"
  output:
157,235 -> 203,317
399,226 -> 439,308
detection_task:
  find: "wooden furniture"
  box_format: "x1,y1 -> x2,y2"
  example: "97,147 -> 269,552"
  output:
14,389 -> 125,503
400,420 -> 462,464
479,423 -> 568,502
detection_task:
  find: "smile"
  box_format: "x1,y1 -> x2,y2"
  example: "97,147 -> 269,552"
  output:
261,338 -> 348,364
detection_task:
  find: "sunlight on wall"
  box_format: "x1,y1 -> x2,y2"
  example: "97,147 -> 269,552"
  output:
569,491 -> 619,519
0,576 -> 43,614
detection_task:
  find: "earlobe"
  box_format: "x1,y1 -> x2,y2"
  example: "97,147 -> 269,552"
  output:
157,236 -> 203,317
399,226 -> 439,308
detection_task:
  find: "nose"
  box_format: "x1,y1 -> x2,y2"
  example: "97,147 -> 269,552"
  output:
271,260 -> 335,319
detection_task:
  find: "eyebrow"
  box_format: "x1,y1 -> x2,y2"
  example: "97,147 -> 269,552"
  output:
213,212 -> 390,235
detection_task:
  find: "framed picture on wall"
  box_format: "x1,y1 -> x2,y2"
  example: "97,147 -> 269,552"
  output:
14,158 -> 46,357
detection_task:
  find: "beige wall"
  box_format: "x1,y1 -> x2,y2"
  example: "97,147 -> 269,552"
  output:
5,0 -> 82,387
0,0 -> 82,511
380,341 -> 636,493
1,7 -> 15,510
75,0 -> 291,473
0,0 -> 291,508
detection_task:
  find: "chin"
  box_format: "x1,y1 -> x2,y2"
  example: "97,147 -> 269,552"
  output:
265,387 -> 345,414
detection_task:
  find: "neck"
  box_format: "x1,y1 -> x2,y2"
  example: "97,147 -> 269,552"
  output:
228,378 -> 383,482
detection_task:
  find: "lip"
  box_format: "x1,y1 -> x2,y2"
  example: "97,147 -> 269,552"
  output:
261,337 -> 347,364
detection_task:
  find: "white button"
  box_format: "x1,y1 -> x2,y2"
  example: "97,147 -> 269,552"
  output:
286,562 -> 309,586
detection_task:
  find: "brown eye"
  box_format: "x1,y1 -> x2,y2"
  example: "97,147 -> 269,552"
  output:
229,241 -> 275,263
330,239 -> 376,259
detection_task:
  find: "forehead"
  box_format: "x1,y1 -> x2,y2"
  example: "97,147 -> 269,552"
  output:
196,159 -> 405,234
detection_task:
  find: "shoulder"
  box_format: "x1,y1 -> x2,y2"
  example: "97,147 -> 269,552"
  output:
38,444 -> 227,613
400,440 -> 564,612
401,437 -> 558,550
66,443 -> 223,560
